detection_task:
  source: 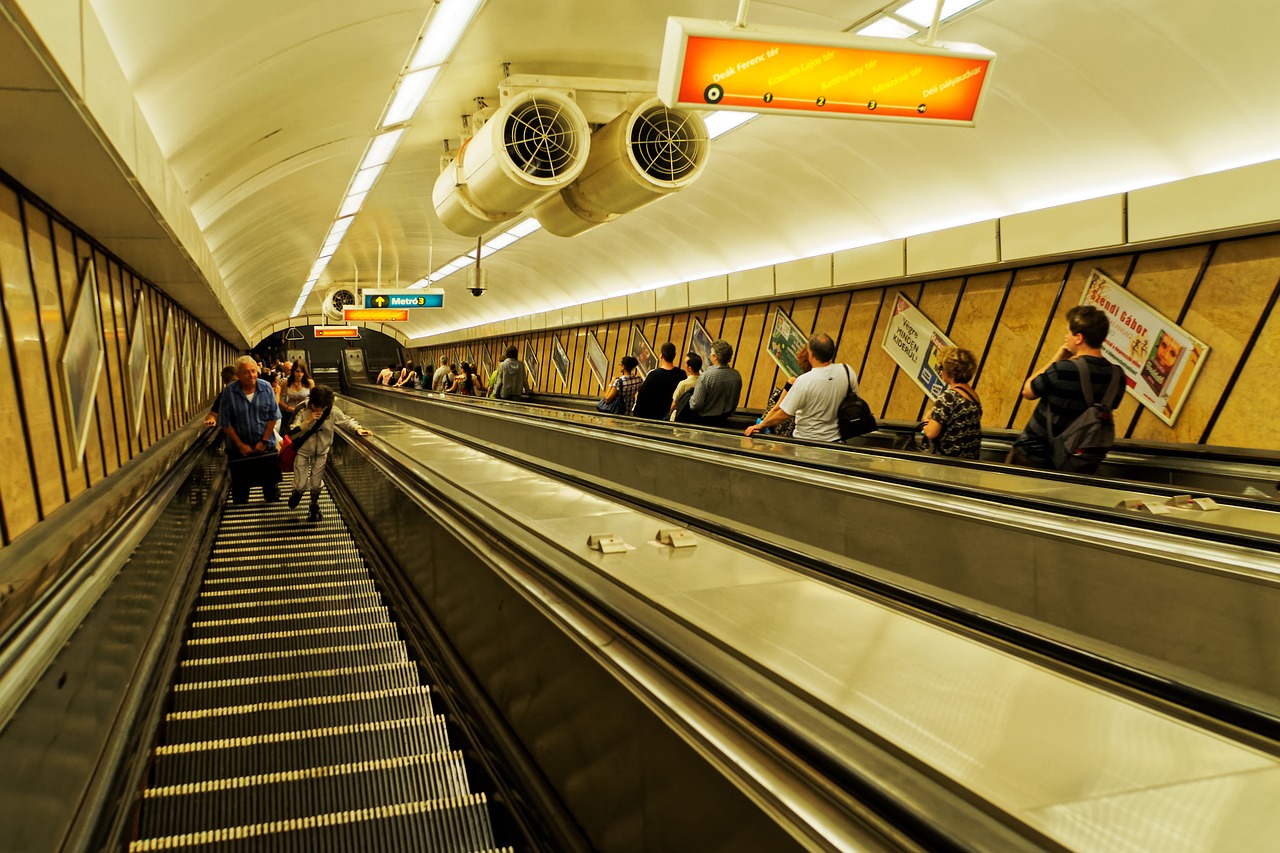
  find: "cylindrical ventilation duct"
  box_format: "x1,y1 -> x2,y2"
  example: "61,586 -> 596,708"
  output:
433,89 -> 591,237
534,97 -> 710,237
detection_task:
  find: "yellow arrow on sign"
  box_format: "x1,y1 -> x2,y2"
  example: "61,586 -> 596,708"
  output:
375,296 -> 387,307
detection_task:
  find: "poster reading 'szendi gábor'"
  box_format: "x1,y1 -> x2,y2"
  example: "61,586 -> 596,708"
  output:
1080,269 -> 1209,426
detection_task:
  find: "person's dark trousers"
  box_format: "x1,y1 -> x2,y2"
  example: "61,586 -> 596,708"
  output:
226,445 -> 281,503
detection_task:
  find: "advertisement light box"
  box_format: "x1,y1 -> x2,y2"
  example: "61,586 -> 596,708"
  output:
314,326 -> 360,339
344,308 -> 410,322
658,17 -> 994,126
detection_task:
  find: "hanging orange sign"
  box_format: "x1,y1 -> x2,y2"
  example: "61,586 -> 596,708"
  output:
658,18 -> 994,125
313,326 -> 360,338
343,308 -> 410,322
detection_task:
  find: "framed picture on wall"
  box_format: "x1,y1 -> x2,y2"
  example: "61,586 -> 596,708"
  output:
766,308 -> 809,381
687,317 -> 713,367
524,340 -> 541,388
160,307 -> 177,418
629,325 -> 657,376
551,335 -> 570,388
127,294 -> 148,440
585,332 -> 608,390
60,259 -> 105,468
481,344 -> 495,380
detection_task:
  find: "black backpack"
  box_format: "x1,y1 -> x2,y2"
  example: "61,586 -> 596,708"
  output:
1046,359 -> 1124,474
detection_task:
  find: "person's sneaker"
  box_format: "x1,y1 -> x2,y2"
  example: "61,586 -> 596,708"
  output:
308,505 -> 322,522
288,491 -> 302,509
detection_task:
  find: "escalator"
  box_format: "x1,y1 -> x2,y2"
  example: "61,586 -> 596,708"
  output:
130,476 -> 510,851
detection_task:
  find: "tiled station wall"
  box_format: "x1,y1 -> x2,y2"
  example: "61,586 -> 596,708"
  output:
419,233 -> 1280,452
0,174 -> 237,545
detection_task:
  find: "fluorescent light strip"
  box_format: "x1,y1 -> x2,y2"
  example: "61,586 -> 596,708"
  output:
893,0 -> 987,27
410,0 -> 486,69
856,17 -> 917,37
294,1 -> 486,316
360,129 -> 405,171
383,67 -> 440,127
705,111 -> 758,138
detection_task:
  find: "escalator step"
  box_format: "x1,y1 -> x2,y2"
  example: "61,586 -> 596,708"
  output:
193,578 -> 377,608
131,794 -> 506,852
162,686 -> 436,744
200,566 -> 374,591
137,750 -> 475,840
172,661 -> 420,711
187,605 -> 391,640
180,621 -> 402,660
176,641 -> 407,684
149,715 -> 453,786
192,591 -> 383,621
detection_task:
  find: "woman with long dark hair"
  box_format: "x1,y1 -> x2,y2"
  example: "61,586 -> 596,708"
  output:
277,360 -> 314,430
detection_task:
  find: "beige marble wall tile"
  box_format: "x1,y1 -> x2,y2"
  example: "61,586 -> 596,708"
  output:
816,293 -> 851,355
737,303 -> 771,410
1006,258 -> 1135,431
838,289 -> 888,386
1207,306 -> 1280,449
863,285 -> 922,418
1119,246 -> 1208,436
0,190 -> 62,522
978,264 -> 1068,431
1132,235 -> 1280,443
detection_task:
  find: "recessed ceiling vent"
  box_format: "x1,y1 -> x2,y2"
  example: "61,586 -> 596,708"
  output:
535,97 -> 710,237
433,89 -> 590,237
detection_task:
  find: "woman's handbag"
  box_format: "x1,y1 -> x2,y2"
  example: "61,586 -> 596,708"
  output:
277,435 -> 296,472
837,365 -> 877,440
596,395 -> 626,415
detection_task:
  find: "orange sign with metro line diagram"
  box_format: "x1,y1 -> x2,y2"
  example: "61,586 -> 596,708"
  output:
658,17 -> 994,125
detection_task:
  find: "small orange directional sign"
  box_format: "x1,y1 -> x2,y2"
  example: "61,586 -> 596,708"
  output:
343,308 -> 409,322
314,326 -> 360,338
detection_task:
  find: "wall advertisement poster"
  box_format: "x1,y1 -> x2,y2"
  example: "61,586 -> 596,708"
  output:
766,308 -> 808,380
585,332 -> 608,390
127,295 -> 148,440
524,340 -> 541,389
687,318 -> 712,367
61,260 -> 106,466
551,335 -> 570,388
1080,269 -> 1209,426
629,325 -> 657,376
881,292 -> 955,400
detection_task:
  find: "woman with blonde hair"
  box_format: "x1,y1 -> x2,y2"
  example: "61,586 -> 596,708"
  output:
920,347 -> 983,458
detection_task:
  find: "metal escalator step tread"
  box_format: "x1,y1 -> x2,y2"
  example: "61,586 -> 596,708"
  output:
201,567 -> 373,588
180,623 -> 400,659
149,716 -> 452,787
137,751 -> 474,840
195,578 -> 377,604
192,592 -> 382,619
177,641 -> 407,681
211,534 -> 355,553
170,662 -> 420,711
161,686 -> 436,744
187,606 -> 390,639
130,794 -> 502,852
204,554 -> 364,575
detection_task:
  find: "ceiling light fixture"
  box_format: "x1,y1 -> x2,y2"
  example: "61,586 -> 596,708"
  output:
291,0 -> 489,318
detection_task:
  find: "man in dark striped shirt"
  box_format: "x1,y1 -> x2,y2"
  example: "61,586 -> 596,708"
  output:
1008,305 -> 1123,469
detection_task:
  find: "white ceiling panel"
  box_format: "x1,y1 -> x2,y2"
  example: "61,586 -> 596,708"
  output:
10,0 -> 1280,345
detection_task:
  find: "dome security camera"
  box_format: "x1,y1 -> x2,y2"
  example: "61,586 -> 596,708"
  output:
467,268 -> 487,297
469,286 -> 486,297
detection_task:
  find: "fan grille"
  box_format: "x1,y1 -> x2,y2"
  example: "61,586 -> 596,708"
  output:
502,97 -> 587,180
629,106 -> 707,183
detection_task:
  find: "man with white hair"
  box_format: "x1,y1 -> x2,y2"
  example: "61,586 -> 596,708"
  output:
217,355 -> 282,503
687,339 -> 743,427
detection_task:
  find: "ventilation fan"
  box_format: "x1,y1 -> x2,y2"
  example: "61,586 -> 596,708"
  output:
433,89 -> 591,237
535,98 -> 710,237
321,286 -> 358,321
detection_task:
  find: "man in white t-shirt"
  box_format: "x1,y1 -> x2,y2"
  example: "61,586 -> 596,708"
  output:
745,333 -> 855,442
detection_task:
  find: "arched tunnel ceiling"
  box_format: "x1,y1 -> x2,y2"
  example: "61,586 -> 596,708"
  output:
72,0 -> 1280,342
